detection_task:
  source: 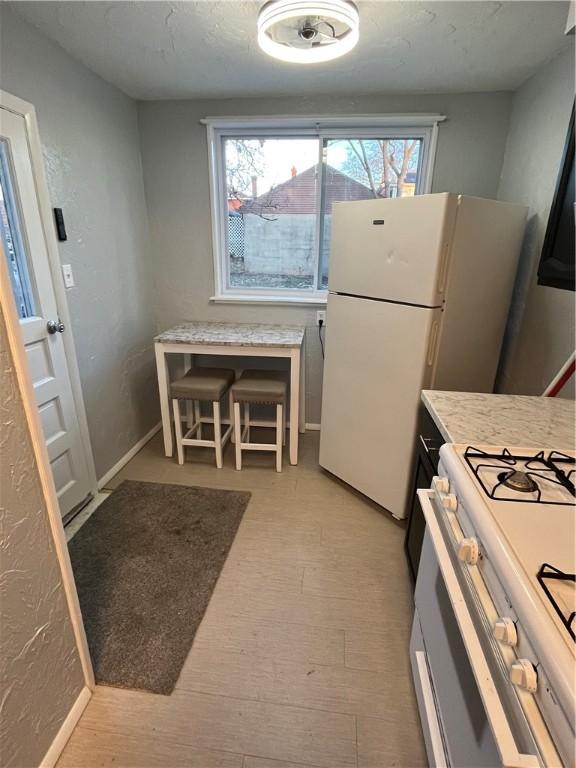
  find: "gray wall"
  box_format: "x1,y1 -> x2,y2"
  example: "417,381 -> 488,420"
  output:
496,46 -> 575,398
241,213 -> 317,278
138,92 -> 512,422
0,305 -> 85,768
0,6 -> 159,479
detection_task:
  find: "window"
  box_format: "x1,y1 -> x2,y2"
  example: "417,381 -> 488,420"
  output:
207,116 -> 443,302
0,139 -> 36,318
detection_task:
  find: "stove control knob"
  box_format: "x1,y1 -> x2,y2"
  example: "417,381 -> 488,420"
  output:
510,660 -> 537,693
432,476 -> 450,494
458,537 -> 479,565
493,617 -> 518,647
441,493 -> 458,512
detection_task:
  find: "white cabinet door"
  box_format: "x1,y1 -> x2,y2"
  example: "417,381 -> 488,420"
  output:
1,106 -> 93,519
328,193 -> 457,307
319,292 -> 441,518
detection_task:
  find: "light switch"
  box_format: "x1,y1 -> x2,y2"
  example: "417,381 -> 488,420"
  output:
62,264 -> 75,288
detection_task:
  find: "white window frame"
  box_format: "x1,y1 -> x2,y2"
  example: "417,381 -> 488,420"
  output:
204,114 -> 446,305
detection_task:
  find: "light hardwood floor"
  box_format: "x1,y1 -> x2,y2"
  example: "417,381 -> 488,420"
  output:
59,430 -> 426,768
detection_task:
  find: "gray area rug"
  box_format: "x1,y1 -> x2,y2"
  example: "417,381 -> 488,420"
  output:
68,480 -> 250,695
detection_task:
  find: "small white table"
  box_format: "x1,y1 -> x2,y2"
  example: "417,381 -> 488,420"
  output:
154,321 -> 306,465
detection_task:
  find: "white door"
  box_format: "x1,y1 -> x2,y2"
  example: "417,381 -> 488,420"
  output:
0,106 -> 93,519
328,193 -> 458,306
319,292 -> 441,519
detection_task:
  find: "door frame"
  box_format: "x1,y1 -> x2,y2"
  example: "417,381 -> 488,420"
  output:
0,89 -> 97,499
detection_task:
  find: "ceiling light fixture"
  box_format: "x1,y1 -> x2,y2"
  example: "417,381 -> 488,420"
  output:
257,0 -> 359,64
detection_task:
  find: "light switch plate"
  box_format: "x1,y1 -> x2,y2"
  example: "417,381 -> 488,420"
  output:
62,263 -> 75,288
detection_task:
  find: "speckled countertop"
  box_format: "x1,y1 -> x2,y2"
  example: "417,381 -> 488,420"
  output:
155,321 -> 305,348
422,390 -> 575,450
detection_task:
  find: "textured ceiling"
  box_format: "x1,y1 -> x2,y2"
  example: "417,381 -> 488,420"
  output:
12,1 -> 573,99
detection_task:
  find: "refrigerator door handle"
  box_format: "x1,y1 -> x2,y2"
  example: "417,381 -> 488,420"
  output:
427,321 -> 440,366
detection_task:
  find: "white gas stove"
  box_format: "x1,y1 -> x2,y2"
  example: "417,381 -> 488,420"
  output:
410,443 -> 575,768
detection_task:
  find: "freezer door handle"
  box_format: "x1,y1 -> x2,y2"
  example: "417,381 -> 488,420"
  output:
417,490 -> 540,768
436,242 -> 450,295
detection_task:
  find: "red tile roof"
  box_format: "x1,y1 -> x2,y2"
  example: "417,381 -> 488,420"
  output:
240,164 -> 375,215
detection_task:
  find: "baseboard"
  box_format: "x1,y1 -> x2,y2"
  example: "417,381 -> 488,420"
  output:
97,422 -> 162,490
305,422 -> 321,431
40,686 -> 91,768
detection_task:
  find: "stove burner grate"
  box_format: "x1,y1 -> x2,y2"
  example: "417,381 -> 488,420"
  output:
537,563 -> 576,641
464,447 -> 576,505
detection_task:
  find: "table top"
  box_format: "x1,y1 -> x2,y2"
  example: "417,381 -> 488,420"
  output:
155,321 -> 306,349
422,390 -> 575,449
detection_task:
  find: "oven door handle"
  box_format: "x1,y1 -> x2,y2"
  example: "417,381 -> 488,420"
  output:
414,650 -> 450,767
418,490 -> 540,768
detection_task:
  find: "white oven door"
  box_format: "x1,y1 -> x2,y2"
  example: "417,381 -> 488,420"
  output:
414,531 -> 503,767
413,491 -> 545,768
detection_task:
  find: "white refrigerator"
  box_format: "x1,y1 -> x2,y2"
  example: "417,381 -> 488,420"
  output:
319,193 -> 527,519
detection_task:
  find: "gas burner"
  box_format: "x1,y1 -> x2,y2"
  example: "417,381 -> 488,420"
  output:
537,564 -> 576,641
498,470 -> 538,493
464,447 -> 576,505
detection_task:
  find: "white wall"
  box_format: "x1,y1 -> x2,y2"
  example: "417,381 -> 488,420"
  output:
0,5 -> 159,478
138,92 -> 513,421
496,45 -> 575,398
0,305 -> 85,768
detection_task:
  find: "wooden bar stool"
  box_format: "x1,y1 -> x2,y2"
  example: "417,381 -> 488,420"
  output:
171,367 -> 235,468
231,370 -> 287,472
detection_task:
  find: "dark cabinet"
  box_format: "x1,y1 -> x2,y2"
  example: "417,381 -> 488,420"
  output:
538,104 -> 575,292
405,405 -> 444,582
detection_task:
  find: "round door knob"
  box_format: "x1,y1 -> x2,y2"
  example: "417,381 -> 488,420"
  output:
441,493 -> 458,512
510,659 -> 537,693
458,537 -> 479,565
432,476 -> 450,494
493,617 -> 517,647
47,320 -> 65,334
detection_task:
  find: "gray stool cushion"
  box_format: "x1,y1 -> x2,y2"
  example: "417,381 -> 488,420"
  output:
231,370 -> 287,404
171,367 -> 235,401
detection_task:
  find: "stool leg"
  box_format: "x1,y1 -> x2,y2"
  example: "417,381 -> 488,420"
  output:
186,400 -> 194,430
244,402 -> 250,442
234,401 -> 242,470
213,400 -> 223,469
276,404 -> 283,472
229,389 -> 235,444
282,402 -> 286,446
194,400 -> 202,439
172,399 -> 184,465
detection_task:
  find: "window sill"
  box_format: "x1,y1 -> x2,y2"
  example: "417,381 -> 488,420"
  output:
210,293 -> 328,306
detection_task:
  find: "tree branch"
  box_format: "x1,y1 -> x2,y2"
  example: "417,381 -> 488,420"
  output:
358,141 -> 378,199
346,140 -> 378,197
